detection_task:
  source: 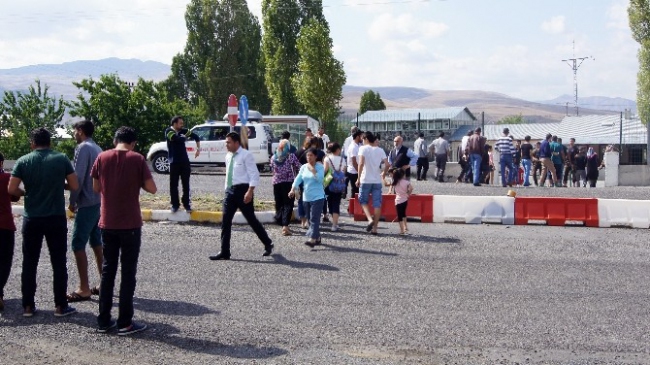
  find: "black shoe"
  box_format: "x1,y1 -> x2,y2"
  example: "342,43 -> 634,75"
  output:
304,240 -> 316,248
209,252 -> 231,260
473,183 -> 481,186
366,222 -> 373,232
263,243 -> 274,257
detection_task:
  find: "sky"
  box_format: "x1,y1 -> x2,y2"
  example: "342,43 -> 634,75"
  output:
0,0 -> 640,101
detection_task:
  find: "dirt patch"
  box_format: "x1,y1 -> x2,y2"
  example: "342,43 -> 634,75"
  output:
138,193 -> 275,212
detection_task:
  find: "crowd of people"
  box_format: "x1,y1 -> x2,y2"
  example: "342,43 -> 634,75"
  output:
456,127 -> 603,188
0,120 -> 609,333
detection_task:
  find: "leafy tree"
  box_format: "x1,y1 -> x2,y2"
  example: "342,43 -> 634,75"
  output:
167,0 -> 269,119
359,90 -> 386,114
497,113 -> 526,125
629,0 -> 650,124
293,19 -> 346,143
69,74 -> 204,155
262,0 -> 303,115
0,80 -> 67,159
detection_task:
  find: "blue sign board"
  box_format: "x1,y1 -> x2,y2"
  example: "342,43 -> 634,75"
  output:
239,95 -> 249,125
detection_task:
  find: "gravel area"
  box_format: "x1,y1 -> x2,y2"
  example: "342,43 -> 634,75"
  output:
1,214 -> 650,364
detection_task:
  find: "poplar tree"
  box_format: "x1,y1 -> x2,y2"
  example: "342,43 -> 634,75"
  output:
629,0 -> 650,124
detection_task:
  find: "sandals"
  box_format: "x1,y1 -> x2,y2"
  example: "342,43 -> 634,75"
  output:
66,292 -> 91,302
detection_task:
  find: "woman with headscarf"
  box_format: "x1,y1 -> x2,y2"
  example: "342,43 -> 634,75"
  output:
585,146 -> 600,188
271,139 -> 302,236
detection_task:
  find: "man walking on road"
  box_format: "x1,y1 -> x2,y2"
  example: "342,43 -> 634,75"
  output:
67,120 -> 103,302
92,126 -> 157,335
166,116 -> 201,213
8,128 -> 79,318
467,127 -> 486,186
428,132 -> 450,182
345,130 -> 363,198
413,133 -> 429,181
356,132 -> 390,235
538,133 -> 558,187
210,132 -> 273,260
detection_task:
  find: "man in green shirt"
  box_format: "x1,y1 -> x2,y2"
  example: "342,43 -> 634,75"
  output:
8,128 -> 79,318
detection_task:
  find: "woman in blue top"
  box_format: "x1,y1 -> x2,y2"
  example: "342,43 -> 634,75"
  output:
289,148 -> 325,248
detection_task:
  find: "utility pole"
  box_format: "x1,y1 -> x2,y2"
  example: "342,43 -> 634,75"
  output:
561,41 -> 593,116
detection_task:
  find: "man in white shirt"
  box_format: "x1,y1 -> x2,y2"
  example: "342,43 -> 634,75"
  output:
428,132 -> 450,182
342,126 -> 358,161
210,132 -> 273,260
345,130 -> 363,198
317,127 -> 330,147
413,132 -> 429,181
356,132 -> 390,235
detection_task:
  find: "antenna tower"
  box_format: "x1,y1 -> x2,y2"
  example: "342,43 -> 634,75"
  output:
561,41 -> 593,116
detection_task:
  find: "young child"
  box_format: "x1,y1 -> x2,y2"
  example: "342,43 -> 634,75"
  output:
391,168 -> 413,235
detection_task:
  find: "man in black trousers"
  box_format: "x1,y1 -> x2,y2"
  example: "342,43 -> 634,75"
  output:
210,132 -> 273,260
165,116 -> 200,213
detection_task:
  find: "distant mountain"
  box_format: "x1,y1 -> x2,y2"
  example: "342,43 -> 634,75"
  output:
0,58 -> 170,99
0,58 -> 635,124
537,94 -> 637,114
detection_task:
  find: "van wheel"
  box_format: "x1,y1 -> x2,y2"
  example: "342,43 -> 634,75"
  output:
152,153 -> 170,174
257,164 -> 267,173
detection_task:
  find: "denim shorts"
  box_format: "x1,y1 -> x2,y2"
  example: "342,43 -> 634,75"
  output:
71,204 -> 102,252
358,183 -> 383,208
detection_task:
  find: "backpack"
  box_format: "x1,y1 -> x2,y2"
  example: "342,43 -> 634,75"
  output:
327,157 -> 346,193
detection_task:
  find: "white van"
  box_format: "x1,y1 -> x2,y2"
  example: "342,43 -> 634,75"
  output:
146,120 -> 275,174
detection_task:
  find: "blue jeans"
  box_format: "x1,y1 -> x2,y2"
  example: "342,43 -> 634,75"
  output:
521,159 -> 532,186
470,154 -> 482,185
303,198 -> 325,239
98,228 -> 141,329
500,154 -> 515,186
359,183 -> 383,208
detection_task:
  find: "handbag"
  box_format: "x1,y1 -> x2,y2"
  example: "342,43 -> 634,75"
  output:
323,159 -> 333,187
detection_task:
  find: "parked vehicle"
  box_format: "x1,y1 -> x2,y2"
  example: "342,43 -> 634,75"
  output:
147,120 -> 275,174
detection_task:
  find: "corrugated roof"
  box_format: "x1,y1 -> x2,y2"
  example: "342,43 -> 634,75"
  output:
450,125 -> 476,141
480,115 -> 647,145
355,107 -> 476,122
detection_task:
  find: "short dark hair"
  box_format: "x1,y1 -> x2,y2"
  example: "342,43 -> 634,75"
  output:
439,132 -> 445,138
281,130 -> 291,140
557,137 -> 563,143
525,135 -> 531,141
503,128 -> 510,135
327,142 -> 341,154
418,132 -> 424,138
30,128 -> 52,147
467,130 -> 473,136
570,138 -> 575,142
552,135 -> 558,142
170,116 -> 184,126
352,130 -> 364,139
73,120 -> 94,138
114,126 -> 137,144
226,131 -> 241,144
305,128 -> 312,133
475,127 -> 482,133
546,133 -> 552,140
363,131 -> 377,143
0,152 -> 4,162
305,147 -> 318,157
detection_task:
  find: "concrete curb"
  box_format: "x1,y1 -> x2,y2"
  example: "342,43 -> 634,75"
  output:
10,206 -> 295,225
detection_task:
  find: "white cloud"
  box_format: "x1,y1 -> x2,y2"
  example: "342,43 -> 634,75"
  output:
541,15 -> 566,34
606,0 -> 630,30
368,13 -> 448,41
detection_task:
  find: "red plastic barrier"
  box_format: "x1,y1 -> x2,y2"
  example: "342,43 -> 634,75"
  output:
514,197 -> 599,227
351,194 -> 433,223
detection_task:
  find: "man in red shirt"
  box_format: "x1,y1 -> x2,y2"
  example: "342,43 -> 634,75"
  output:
0,152 -> 20,311
91,126 -> 157,335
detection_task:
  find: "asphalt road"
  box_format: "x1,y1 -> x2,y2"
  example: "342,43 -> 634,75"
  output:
1,211 -> 650,364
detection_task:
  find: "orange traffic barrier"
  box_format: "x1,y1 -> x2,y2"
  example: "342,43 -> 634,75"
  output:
350,194 -> 433,223
514,197 -> 599,227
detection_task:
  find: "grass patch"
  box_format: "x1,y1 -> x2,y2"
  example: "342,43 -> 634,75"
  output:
139,193 -> 275,212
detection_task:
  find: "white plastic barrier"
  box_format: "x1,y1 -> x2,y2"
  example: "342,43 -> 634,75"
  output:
598,198 -> 650,228
433,195 -> 515,224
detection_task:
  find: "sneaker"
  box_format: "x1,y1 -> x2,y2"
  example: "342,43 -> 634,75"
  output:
322,215 -> 330,223
171,207 -> 179,213
331,224 -> 338,232
184,206 -> 193,213
118,322 -> 148,336
97,320 -> 117,333
23,306 -> 36,317
54,305 -> 77,317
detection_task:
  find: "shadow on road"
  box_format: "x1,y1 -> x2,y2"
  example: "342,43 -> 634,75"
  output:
231,254 -> 339,272
141,321 -> 288,359
133,297 -> 219,316
318,242 -> 398,257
